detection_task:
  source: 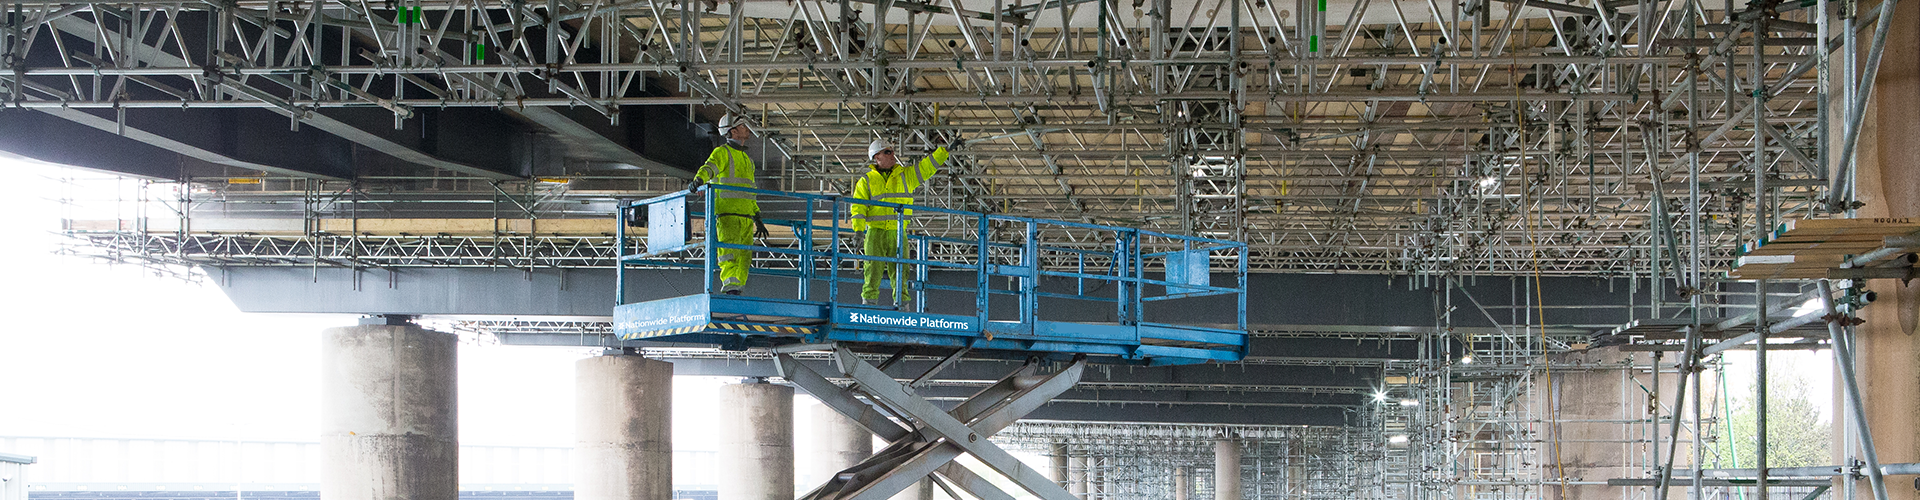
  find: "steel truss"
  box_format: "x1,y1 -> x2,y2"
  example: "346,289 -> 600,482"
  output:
11,0 -> 1861,277
13,0 -> 1904,498
994,423 -> 1370,500
55,174 -> 1766,276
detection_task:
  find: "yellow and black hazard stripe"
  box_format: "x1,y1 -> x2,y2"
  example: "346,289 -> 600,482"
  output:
708,322 -> 814,335
624,324 -> 706,340
624,322 -> 813,340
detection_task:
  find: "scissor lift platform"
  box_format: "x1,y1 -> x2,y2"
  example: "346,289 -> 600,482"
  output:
614,184 -> 1248,500
614,293 -> 1246,365
612,184 -> 1249,366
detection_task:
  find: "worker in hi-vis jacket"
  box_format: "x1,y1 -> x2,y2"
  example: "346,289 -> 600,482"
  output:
849,136 -> 960,307
689,113 -> 769,295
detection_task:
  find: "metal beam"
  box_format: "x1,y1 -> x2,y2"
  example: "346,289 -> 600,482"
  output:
39,14 -> 527,180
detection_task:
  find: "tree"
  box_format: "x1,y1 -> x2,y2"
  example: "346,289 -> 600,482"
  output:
1709,368 -> 1832,468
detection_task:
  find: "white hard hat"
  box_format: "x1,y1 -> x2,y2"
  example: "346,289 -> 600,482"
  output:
718,113 -> 751,133
868,139 -> 893,160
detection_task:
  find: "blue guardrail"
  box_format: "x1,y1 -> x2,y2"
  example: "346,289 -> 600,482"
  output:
613,185 -> 1248,366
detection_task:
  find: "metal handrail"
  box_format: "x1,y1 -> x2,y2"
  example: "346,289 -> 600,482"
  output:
616,184 -> 1250,334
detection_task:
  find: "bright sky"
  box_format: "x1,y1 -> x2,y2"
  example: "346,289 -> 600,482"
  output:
1720,350 -> 1835,423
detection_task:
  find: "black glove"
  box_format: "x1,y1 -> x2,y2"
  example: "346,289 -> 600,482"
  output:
753,214 -> 771,239
687,177 -> 705,192
945,136 -> 965,151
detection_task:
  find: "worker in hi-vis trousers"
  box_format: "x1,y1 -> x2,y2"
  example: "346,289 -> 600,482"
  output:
689,113 -> 769,295
850,136 -> 960,307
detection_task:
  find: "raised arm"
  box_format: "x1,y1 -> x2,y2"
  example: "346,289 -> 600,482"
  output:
903,146 -> 948,193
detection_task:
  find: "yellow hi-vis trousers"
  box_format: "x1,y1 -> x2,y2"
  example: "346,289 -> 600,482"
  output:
861,228 -> 906,304
716,214 -> 753,292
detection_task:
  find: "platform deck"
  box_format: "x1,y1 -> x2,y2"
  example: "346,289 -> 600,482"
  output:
614,294 -> 1244,365
1730,218 -> 1920,279
612,185 -> 1250,366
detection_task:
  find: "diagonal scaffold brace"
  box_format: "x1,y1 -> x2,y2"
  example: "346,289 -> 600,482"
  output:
775,346 -> 1087,500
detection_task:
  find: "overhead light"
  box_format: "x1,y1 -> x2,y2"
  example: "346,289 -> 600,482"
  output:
1372,391 -> 1389,402
1388,435 -> 1410,444
1459,354 -> 1475,364
1477,176 -> 1500,189
1398,399 -> 1420,407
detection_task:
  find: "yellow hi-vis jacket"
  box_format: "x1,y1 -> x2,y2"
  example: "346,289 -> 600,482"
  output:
850,147 -> 948,231
697,143 -> 758,215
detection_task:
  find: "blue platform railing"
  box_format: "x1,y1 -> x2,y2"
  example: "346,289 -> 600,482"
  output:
614,184 -> 1248,364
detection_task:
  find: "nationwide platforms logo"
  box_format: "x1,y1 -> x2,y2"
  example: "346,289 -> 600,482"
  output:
616,314 -> 705,333
846,311 -> 971,331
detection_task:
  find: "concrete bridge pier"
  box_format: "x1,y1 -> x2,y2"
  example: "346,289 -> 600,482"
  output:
575,353 -> 674,500
1215,435 -> 1242,500
810,402 -> 873,485
320,320 -> 459,500
720,380 -> 794,500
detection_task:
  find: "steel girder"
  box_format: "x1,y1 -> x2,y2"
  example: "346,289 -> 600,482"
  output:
7,0 -> 1840,277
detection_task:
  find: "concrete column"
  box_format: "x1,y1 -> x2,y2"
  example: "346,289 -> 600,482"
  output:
809,403 -> 871,484
1067,454 -> 1088,499
1850,4 -> 1920,500
321,323 -> 458,500
720,381 -> 794,500
575,354 -> 673,500
1539,347 -> 1674,500
1173,466 -> 1190,500
1214,436 -> 1242,500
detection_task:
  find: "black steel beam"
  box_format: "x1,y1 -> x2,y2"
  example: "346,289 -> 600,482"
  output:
26,11 -> 701,181
506,105 -> 701,180
36,14 -> 530,181
0,109 -> 194,179
305,107 -> 532,180
32,107 -> 356,180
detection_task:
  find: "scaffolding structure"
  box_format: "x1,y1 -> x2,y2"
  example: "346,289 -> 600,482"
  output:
39,162 -> 1899,500
8,0 -> 1872,276
996,423 -> 1374,500
9,0 -> 1913,496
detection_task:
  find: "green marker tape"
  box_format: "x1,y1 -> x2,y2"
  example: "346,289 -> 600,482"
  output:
1318,0 -> 1326,11
475,43 -> 486,60
1310,35 -> 1319,52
